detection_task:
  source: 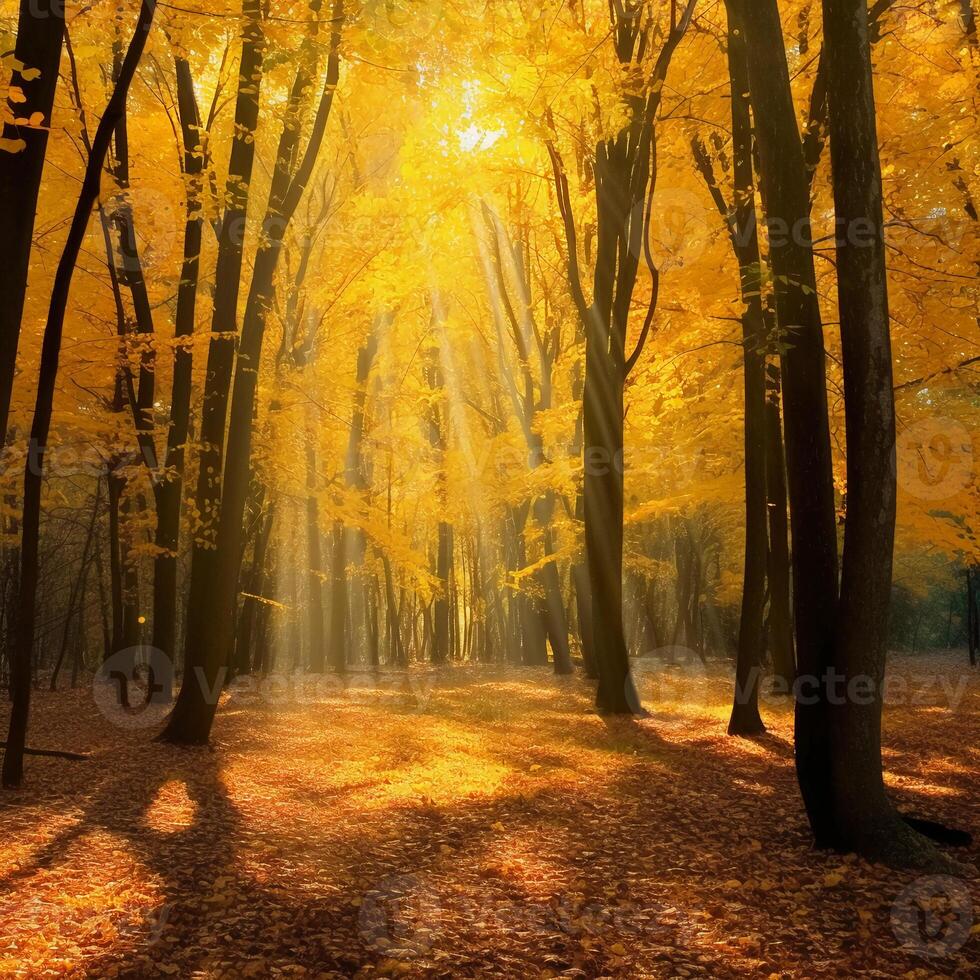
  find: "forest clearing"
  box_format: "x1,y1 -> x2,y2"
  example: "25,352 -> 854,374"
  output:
1,653 -> 977,978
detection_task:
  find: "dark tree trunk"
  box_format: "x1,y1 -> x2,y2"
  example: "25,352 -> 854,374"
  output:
329,522 -> 348,672
725,8 -> 767,736
422,337 -> 452,666
234,503 -> 275,676
732,0 -> 840,846
765,362 -> 796,688
107,466 -> 126,665
2,0 -> 156,789
305,440 -> 326,672
550,4 -> 694,714
572,562 -> 597,678
51,481 -> 101,690
367,578 -> 381,668
432,522 -> 452,665
583,290 -> 634,712
161,0 -> 265,744
539,529 -> 573,674
968,568 -> 978,666
165,0 -> 343,743
382,556 -> 406,666
252,538 -> 277,677
120,496 -> 141,657
823,0 -> 941,868
151,55 -> 207,672
0,0 -> 65,443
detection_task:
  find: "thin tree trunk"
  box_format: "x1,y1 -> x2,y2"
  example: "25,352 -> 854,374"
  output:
724,8 -> 767,736
51,481 -> 101,691
151,54 -> 207,672
423,337 -> 452,666
968,568 -> 978,666
329,522 -> 348,672
165,0 -> 344,743
765,362 -> 796,687
305,439 -> 326,672
2,0 -> 156,789
160,0 -> 265,744
234,503 -> 275,676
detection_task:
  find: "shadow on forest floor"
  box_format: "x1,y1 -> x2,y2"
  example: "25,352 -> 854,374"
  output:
0,651 -> 977,977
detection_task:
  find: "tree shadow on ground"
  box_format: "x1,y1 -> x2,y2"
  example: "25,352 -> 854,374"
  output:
0,664 -> 976,978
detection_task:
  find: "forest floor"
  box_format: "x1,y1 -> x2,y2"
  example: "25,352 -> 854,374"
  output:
0,651 -> 977,979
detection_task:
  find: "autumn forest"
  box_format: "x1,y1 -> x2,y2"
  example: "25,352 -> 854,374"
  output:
0,0 -> 978,976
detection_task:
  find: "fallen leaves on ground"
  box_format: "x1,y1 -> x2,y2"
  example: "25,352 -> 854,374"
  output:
0,651 -> 977,978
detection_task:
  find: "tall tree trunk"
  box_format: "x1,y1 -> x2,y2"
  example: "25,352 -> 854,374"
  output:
723,9 -> 768,736
160,0 -> 265,744
583,311 -> 634,710
823,0 -> 940,867
151,55 -> 207,673
732,0 -> 840,846
252,536 -> 277,676
2,0 -> 156,789
165,0 -> 343,743
550,3 -> 695,714
0,0 -> 65,443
